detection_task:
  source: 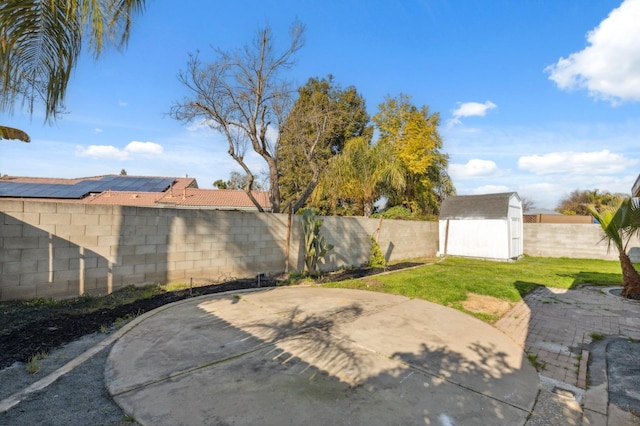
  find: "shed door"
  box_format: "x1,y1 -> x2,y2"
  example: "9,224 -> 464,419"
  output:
510,217 -> 522,258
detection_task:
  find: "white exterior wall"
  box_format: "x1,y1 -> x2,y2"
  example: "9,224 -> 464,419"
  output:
507,197 -> 524,258
439,219 -> 510,259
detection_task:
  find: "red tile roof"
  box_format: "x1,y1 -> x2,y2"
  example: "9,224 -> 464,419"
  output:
155,188 -> 271,210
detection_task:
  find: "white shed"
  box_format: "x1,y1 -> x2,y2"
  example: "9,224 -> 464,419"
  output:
438,192 -> 523,260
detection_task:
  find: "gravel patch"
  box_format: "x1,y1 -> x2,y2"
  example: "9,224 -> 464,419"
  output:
0,332 -> 137,426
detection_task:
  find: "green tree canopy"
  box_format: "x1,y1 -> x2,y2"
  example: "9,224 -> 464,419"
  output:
278,76 -> 370,212
313,136 -> 405,217
556,189 -> 627,215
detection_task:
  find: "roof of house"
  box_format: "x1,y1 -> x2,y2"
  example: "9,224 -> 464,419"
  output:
439,192 -> 520,220
0,175 -> 272,211
0,175 -> 197,199
524,208 -> 561,216
159,189 -> 270,209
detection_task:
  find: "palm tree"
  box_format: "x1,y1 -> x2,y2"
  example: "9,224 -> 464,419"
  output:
314,137 -> 405,217
1,0 -> 146,128
588,198 -> 640,299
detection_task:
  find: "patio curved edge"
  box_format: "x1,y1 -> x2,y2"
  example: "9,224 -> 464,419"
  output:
105,287 -> 539,426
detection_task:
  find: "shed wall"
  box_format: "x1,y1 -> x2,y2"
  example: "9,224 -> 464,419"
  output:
507,199 -> 524,258
439,219 -> 510,259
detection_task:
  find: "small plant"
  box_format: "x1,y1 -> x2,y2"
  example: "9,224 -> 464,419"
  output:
26,351 -> 47,374
121,412 -> 136,422
368,236 -> 387,268
526,353 -> 546,371
113,310 -> 141,330
100,324 -> 110,334
302,209 -> 334,274
590,332 -> 605,341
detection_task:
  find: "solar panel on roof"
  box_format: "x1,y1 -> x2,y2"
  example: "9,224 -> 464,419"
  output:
0,176 -> 176,199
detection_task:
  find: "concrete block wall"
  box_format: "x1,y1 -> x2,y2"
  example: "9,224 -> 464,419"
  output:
6,199 -> 635,301
0,201 -> 439,300
523,223 -> 640,261
301,216 -> 438,271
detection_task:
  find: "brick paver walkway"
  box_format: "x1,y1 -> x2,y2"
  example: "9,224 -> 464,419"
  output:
495,286 -> 640,388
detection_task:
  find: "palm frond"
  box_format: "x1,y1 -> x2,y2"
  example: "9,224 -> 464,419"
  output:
0,0 -> 82,119
588,198 -> 639,254
0,125 -> 31,142
0,0 -> 146,120
620,197 -> 640,249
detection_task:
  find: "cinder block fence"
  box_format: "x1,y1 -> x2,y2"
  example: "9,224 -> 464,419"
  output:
0,201 -> 438,300
2,200 -> 638,301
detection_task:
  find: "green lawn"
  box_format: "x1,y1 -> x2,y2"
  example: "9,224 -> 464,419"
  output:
324,256 -> 625,322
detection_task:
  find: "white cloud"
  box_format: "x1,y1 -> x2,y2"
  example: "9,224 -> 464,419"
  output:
447,101 -> 497,127
453,101 -> 497,118
76,145 -> 129,160
125,141 -> 164,156
76,141 -> 164,160
94,128 -> 103,134
118,101 -> 128,107
449,159 -> 499,180
517,182 -> 562,208
186,118 -> 217,132
545,0 -> 640,103
518,150 -> 636,175
473,185 -> 510,194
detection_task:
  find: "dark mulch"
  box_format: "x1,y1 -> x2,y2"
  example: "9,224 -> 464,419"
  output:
0,262 -> 422,370
315,262 -> 422,282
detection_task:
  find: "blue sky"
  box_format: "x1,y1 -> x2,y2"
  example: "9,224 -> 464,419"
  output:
1,0 -> 639,209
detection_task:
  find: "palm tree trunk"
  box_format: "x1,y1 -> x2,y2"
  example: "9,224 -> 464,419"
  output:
619,252 -> 640,300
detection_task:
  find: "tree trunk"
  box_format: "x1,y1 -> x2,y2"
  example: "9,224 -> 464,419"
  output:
363,201 -> 373,218
267,157 -> 281,213
292,168 -> 320,213
619,252 -> 640,300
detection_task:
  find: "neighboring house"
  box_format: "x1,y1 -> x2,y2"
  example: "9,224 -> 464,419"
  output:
633,173 -> 640,197
524,209 -> 592,224
0,175 -> 272,211
439,192 -> 523,261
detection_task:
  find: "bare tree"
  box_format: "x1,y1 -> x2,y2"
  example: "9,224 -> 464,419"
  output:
520,196 -> 536,213
170,22 -> 305,213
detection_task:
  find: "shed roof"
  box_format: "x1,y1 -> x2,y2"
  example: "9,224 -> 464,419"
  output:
439,192 -> 520,220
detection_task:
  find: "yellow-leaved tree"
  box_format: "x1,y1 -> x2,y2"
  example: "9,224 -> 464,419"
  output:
373,94 -> 454,217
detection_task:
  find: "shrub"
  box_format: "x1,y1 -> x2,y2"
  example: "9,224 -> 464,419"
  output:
371,205 -> 413,220
368,236 -> 387,268
302,209 -> 334,274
